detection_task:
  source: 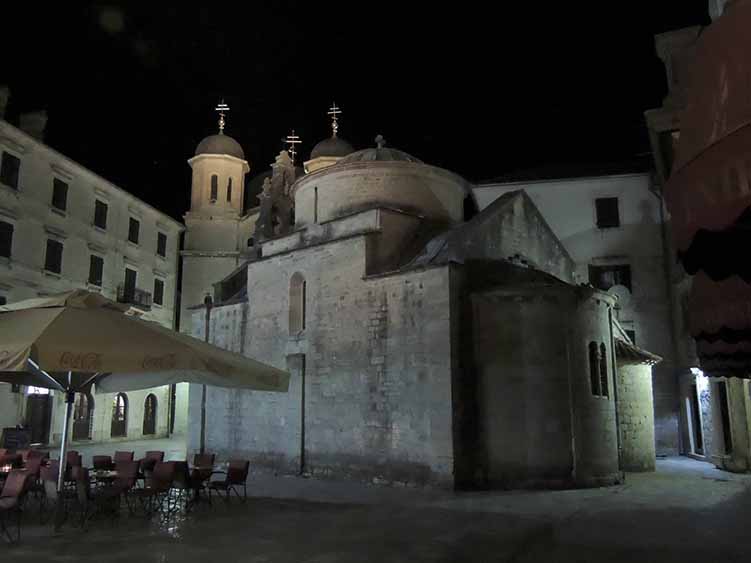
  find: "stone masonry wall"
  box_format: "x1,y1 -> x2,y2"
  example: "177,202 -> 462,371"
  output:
616,363 -> 656,472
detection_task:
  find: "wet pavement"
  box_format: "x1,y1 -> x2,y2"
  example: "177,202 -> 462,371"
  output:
6,456 -> 751,562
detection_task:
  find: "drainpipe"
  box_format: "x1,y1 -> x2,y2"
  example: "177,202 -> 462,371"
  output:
200,293 -> 213,454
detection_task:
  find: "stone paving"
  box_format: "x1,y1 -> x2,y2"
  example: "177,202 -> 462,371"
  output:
6,451 -> 751,562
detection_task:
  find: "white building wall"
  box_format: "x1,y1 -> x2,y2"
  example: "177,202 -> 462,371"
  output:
473,174 -> 679,455
0,118 -> 184,445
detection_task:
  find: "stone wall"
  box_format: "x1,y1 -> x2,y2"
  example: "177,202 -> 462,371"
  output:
0,383 -> 22,430
615,363 -> 656,472
190,235 -> 455,487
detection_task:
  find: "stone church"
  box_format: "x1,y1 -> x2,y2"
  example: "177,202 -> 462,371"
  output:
181,109 -> 661,489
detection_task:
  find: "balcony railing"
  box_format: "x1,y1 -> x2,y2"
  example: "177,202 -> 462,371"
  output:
117,285 -> 152,311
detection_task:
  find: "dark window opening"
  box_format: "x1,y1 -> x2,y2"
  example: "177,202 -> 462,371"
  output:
157,232 -> 167,258
0,220 -> 13,258
227,177 -> 232,202
210,175 -> 218,201
247,237 -> 254,247
0,295 -> 6,306
690,383 -> 704,455
143,394 -> 157,435
0,152 -> 20,190
599,343 -> 609,398
111,393 -> 128,438
44,239 -> 63,274
589,264 -> 632,292
88,255 -> 104,286
128,218 -> 140,244
717,381 -> 733,454
52,178 -> 68,211
625,329 -> 636,344
72,393 -> 94,441
588,342 -> 599,396
123,268 -> 137,303
94,200 -> 108,229
595,197 -> 620,229
153,278 -> 164,306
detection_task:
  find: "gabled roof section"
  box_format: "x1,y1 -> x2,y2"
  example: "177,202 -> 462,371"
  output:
404,190 -> 576,283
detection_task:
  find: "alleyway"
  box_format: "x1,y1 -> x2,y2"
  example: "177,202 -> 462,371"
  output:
7,456 -> 751,562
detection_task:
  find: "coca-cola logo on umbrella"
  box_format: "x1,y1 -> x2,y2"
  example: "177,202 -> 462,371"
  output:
59,352 -> 103,371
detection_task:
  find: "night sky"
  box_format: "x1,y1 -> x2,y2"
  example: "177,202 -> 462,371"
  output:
2,2 -> 710,221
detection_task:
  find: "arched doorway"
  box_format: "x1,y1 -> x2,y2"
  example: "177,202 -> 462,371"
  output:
143,394 -> 157,436
72,393 -> 94,441
110,393 -> 128,438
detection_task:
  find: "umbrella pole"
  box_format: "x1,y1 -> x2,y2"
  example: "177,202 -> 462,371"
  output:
54,372 -> 74,531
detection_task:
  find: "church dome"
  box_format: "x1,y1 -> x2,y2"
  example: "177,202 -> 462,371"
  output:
337,135 -> 421,165
195,133 -> 245,160
310,135 -> 354,159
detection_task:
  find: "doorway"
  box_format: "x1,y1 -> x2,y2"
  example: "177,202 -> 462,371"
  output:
689,384 -> 704,455
72,393 -> 94,441
25,393 -> 52,445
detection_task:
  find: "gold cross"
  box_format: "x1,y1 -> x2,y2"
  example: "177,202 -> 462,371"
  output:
327,103 -> 341,137
215,100 -> 230,134
285,129 -> 301,163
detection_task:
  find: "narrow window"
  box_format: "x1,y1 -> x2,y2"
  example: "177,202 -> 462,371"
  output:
588,264 -> 632,292
0,295 -> 6,306
111,393 -> 128,438
143,394 -> 157,435
210,175 -> 218,201
588,342 -> 600,396
157,232 -> 167,258
247,237 -> 254,247
44,239 -> 63,274
153,278 -> 165,306
52,178 -> 68,211
94,200 -> 108,229
289,272 -> 306,334
123,268 -> 137,303
227,177 -> 232,202
595,197 -> 620,229
0,152 -> 20,190
128,217 -> 140,244
599,343 -> 609,398
0,220 -> 13,258
314,186 -> 318,223
625,329 -> 636,344
72,393 -> 94,441
88,255 -> 104,286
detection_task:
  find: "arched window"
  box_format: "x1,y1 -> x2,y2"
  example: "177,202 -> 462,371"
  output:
588,342 -> 599,396
599,343 -> 609,398
143,393 -> 157,435
72,393 -> 94,441
111,393 -> 128,437
227,177 -> 232,202
210,174 -> 218,201
289,272 -> 306,334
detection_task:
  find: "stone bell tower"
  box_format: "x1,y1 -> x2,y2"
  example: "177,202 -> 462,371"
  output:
180,102 -> 250,333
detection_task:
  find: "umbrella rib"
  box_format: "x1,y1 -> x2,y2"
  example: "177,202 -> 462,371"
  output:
26,358 -> 66,392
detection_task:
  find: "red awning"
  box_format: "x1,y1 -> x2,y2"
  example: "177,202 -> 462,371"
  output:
688,271 -> 751,337
665,1 -> 751,252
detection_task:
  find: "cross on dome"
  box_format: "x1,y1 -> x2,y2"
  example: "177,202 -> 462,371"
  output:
215,99 -> 230,134
328,103 -> 342,137
285,129 -> 302,163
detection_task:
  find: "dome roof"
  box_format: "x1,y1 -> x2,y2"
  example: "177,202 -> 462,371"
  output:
337,135 -> 421,165
195,133 -> 245,160
310,135 -> 355,159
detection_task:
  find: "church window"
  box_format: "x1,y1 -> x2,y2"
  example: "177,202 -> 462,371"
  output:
128,217 -> 140,244
143,394 -> 157,435
595,197 -> 620,229
589,264 -> 631,292
210,175 -> 218,201
289,272 -> 306,334
227,177 -> 232,202
111,393 -> 128,437
0,152 -> 20,190
0,220 -> 13,258
599,343 -> 609,398
588,342 -> 599,396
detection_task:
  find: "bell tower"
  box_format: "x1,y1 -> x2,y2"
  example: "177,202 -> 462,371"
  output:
180,102 -> 251,333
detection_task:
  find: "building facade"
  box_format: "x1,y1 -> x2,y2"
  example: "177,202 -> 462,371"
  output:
0,97 -> 185,449
181,111 -> 661,489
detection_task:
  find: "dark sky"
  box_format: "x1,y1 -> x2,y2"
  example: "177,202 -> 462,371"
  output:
2,2 -> 710,220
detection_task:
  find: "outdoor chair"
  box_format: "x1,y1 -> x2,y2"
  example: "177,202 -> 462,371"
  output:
0,453 -> 21,469
66,451 -> 82,468
113,451 -> 134,464
73,467 -> 121,529
17,450 -> 31,464
93,455 -> 114,471
130,461 -> 175,517
208,460 -> 250,504
40,461 -> 75,525
139,451 -> 165,474
108,460 -> 140,513
0,469 -> 30,543
22,456 -> 44,502
190,453 -> 215,503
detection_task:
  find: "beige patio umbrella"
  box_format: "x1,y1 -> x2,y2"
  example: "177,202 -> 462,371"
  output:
0,289 -> 288,522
